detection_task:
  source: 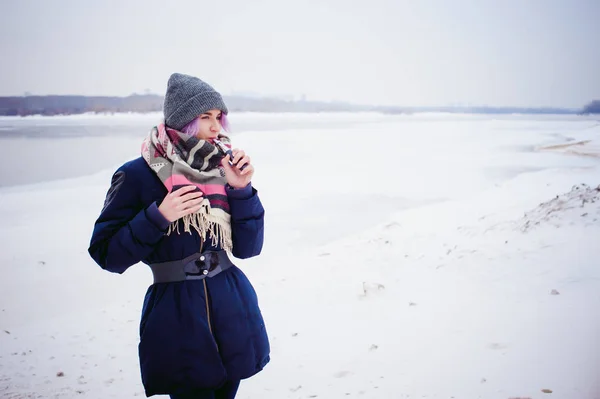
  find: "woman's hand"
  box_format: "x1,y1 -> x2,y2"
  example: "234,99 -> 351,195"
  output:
158,186 -> 204,222
221,149 -> 255,189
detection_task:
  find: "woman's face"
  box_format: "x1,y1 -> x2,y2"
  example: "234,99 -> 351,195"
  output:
195,109 -> 223,140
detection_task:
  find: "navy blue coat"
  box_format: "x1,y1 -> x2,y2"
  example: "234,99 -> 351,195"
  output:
88,157 -> 270,397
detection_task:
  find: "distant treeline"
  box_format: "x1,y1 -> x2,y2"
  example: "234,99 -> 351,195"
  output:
0,94 -> 595,116
581,100 -> 600,115
0,94 -> 378,116
0,94 -> 163,116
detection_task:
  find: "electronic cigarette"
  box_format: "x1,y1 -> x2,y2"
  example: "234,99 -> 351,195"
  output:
213,138 -> 248,171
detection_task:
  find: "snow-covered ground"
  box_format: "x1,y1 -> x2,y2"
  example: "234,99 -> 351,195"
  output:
1,113 -> 599,399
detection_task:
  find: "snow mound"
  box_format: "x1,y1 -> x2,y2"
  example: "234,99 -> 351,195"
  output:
516,183 -> 600,232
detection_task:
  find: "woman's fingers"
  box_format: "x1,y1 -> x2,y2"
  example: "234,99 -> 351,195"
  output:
177,196 -> 204,211
179,190 -> 203,203
235,155 -> 251,170
240,163 -> 254,176
159,186 -> 202,223
170,187 -> 202,207
231,150 -> 245,165
221,154 -> 233,170
228,149 -> 254,172
171,185 -> 197,198
231,149 -> 243,159
181,203 -> 204,217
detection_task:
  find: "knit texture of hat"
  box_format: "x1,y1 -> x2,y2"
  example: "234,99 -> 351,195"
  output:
163,73 -> 229,131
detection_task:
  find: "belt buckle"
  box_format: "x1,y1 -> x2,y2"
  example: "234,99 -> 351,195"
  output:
184,252 -> 219,279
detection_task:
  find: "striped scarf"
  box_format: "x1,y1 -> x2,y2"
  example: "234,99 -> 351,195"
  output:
141,123 -> 232,252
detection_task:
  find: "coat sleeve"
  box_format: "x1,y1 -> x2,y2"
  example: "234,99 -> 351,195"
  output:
226,183 -> 265,259
88,166 -> 170,274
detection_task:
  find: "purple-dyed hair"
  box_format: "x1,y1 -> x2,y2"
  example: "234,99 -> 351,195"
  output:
181,112 -> 230,136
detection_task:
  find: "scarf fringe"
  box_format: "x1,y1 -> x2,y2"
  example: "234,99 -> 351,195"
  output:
166,202 -> 233,252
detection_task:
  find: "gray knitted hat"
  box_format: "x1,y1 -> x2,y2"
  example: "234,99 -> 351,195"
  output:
163,73 -> 229,131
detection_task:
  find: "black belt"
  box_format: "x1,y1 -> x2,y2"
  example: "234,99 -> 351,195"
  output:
149,250 -> 234,284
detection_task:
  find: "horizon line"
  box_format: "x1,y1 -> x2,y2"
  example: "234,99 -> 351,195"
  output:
0,93 -> 587,111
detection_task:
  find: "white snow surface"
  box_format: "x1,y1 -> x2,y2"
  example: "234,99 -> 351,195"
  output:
1,113 -> 599,399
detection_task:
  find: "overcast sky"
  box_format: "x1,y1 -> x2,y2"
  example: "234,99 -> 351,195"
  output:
1,0 -> 598,108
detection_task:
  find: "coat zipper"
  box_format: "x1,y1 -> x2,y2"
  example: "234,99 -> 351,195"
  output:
203,272 -> 219,352
198,241 -> 219,352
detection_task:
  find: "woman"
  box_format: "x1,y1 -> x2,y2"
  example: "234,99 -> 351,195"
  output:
88,73 -> 270,399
